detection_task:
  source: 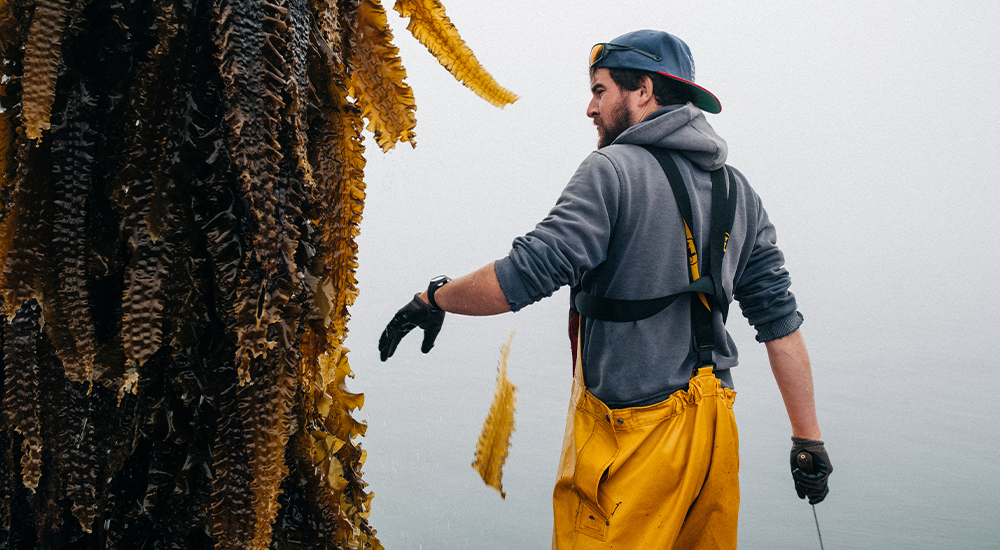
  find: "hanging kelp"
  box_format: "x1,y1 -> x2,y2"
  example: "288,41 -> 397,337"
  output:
472,332 -> 518,499
0,0 -> 516,547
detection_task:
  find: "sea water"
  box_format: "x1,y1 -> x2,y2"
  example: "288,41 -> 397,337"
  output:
347,281 -> 1000,550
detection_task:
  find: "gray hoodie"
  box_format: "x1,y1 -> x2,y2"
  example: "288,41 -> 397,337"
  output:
494,104 -> 801,408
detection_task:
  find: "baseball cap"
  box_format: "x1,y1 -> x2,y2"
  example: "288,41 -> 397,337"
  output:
590,30 -> 721,114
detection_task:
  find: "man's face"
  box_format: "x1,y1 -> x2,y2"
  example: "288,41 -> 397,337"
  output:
588,68 -> 635,148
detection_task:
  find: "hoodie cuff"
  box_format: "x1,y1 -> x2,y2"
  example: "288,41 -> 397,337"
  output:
755,311 -> 803,343
493,258 -> 531,312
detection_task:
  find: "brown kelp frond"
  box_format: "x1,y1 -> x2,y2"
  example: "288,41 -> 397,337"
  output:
310,0 -> 343,66
0,0 -> 512,545
217,0 -> 307,379
0,15 -> 28,297
210,356 -> 257,550
273,431 -> 348,548
1,139 -> 49,319
0,2 -> 28,54
284,0 -> 313,189
213,0 -> 264,144
472,332 -> 517,498
240,347 -> 299,550
57,382 -> 101,533
213,0 -> 289,277
112,0 -> 179,369
124,350 -> 216,547
0,198 -> 20,303
119,230 -> 167,368
394,0 -> 518,108
21,0 -> 70,140
116,0 -> 214,372
0,28 -> 22,280
43,79 -> 97,384
3,299 -> 44,491
350,0 -> 417,152
0,111 -> 16,236
333,436 -> 381,550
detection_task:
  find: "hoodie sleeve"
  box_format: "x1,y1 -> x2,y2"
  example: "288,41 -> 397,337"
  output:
733,191 -> 803,342
494,152 -> 621,311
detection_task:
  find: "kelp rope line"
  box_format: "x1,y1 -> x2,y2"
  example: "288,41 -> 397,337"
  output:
0,0 -> 515,548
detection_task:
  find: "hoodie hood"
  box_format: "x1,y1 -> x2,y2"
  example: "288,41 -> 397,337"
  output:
613,103 -> 728,171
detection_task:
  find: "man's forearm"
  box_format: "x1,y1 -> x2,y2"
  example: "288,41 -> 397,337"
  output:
765,329 -> 822,440
418,263 -> 510,316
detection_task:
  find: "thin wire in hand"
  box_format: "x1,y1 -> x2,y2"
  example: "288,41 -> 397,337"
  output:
812,504 -> 825,550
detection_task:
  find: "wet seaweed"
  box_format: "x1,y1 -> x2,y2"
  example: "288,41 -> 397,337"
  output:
0,0 -> 516,547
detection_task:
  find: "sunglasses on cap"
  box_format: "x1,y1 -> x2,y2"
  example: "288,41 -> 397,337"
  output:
589,43 -> 662,67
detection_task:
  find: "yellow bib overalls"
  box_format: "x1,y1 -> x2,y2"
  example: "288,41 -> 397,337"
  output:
552,347 -> 740,549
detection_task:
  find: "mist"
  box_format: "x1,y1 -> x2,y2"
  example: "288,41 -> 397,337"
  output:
345,1 -> 1000,548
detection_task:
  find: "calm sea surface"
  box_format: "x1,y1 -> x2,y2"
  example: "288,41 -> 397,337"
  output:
347,284 -> 1000,550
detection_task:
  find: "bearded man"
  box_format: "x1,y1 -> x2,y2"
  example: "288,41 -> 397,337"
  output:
379,29 -> 832,549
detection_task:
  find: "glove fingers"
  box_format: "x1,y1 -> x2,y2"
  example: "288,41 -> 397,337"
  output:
792,468 -> 829,502
379,316 -> 417,361
790,445 -> 831,503
807,487 -> 829,505
793,466 -> 828,482
418,311 -> 445,354
379,329 -> 401,361
420,331 -> 437,353
420,320 -> 443,353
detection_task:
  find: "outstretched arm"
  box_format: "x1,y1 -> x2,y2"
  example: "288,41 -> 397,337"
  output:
379,263 -> 509,361
417,263 -> 510,316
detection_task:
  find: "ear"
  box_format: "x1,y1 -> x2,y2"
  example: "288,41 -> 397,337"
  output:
637,75 -> 657,107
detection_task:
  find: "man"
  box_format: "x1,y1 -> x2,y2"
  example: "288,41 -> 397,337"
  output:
379,29 -> 831,549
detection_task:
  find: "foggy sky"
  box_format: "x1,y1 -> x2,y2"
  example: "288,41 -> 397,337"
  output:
346,2 -> 1000,548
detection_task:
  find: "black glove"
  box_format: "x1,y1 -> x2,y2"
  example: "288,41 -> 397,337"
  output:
790,436 -> 832,504
378,294 -> 445,361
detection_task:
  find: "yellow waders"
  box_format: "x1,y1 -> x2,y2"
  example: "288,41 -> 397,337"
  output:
552,354 -> 740,549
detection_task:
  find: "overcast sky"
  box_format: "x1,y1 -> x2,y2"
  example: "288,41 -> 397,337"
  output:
360,0 -> 1000,328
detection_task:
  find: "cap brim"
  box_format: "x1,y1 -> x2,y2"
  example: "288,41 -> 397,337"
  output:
658,72 -> 722,114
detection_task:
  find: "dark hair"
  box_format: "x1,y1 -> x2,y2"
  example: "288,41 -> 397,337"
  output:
592,67 -> 693,107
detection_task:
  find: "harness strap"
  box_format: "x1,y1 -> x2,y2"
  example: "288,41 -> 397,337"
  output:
574,276 -> 714,323
708,165 -> 738,322
572,147 -> 738,367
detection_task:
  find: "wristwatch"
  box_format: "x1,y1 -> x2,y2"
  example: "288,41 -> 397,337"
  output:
427,275 -> 451,310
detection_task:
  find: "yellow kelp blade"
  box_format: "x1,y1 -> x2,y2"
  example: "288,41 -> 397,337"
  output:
394,0 -> 518,108
472,332 -> 517,498
350,0 -> 418,152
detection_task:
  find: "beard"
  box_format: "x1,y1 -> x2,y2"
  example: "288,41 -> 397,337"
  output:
595,94 -> 634,148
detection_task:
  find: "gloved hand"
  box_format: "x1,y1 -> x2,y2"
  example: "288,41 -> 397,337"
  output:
378,294 -> 445,361
790,436 -> 832,504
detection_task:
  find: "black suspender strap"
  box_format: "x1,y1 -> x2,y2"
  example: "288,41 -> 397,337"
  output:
709,165 -> 738,322
572,146 -> 739,366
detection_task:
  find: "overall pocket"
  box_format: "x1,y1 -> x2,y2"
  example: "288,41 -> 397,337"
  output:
571,392 -> 619,540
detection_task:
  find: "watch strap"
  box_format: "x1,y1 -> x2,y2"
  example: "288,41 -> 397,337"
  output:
427,276 -> 451,310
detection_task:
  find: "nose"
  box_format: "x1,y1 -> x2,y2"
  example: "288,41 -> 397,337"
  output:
587,96 -> 599,119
